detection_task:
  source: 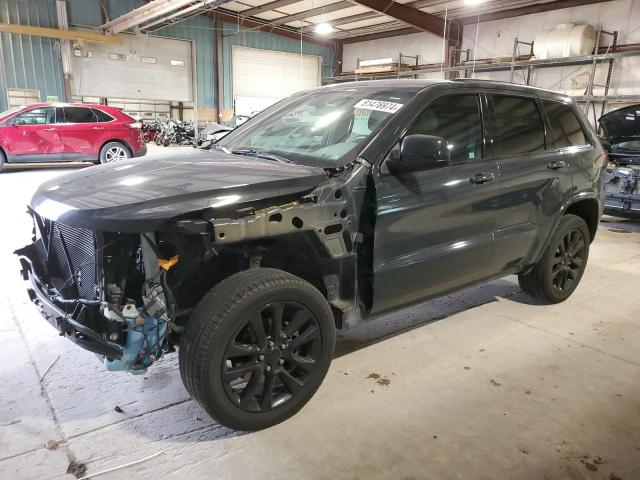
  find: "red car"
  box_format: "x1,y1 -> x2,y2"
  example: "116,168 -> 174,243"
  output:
0,103 -> 147,171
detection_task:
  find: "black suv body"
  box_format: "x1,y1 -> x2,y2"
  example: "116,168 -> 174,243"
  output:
16,80 -> 606,430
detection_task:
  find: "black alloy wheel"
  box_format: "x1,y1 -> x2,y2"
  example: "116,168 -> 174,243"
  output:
551,228 -> 586,293
518,213 -> 590,303
222,301 -> 322,413
179,268 -> 335,431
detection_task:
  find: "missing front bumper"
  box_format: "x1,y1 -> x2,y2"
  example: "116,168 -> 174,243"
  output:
16,246 -> 123,359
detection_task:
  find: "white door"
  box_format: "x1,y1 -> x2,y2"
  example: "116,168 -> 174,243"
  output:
70,33 -> 193,102
232,45 -> 321,116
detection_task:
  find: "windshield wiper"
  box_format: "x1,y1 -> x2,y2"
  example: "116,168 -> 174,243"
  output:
230,148 -> 294,164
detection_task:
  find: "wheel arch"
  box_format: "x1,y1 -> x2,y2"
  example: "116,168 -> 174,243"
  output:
99,139 -> 132,156
564,197 -> 600,243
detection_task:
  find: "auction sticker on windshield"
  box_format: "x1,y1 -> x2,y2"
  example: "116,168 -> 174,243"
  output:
354,99 -> 404,114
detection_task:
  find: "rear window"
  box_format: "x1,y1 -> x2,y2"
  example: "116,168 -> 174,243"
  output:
63,107 -> 97,123
92,108 -> 114,122
542,100 -> 588,148
491,95 -> 546,157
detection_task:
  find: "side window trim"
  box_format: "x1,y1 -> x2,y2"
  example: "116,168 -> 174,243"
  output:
91,108 -> 115,123
60,106 -> 98,124
486,92 -> 548,159
11,106 -> 56,125
540,98 -> 592,150
387,91 -> 487,167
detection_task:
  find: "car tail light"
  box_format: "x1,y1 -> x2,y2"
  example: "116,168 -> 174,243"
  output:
128,122 -> 142,129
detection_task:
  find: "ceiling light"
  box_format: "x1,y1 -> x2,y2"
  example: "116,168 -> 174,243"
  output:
314,23 -> 333,35
464,0 -> 486,4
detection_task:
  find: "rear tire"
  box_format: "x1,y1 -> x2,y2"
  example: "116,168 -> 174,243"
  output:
99,142 -> 131,164
518,214 -> 590,303
179,268 -> 336,431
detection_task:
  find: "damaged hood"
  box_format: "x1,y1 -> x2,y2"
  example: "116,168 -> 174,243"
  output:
31,148 -> 327,232
599,105 -> 640,144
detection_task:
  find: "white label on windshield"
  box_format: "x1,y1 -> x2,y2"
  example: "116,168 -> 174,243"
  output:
354,99 -> 404,114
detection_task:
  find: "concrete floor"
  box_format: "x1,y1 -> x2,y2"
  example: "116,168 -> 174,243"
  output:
1,148 -> 640,480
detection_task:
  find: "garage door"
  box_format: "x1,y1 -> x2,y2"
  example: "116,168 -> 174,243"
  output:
232,45 -> 321,116
70,33 -> 193,102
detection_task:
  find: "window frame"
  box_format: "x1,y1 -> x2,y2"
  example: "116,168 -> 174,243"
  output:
91,108 -> 116,123
486,93 -> 550,160
379,90 -> 489,172
60,106 -> 98,124
8,106 -> 56,126
540,98 -> 592,151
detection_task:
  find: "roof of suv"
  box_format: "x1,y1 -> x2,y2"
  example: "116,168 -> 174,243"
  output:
15,102 -> 118,110
322,79 -> 571,101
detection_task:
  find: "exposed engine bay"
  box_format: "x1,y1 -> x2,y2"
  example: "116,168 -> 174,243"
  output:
16,165 -> 368,373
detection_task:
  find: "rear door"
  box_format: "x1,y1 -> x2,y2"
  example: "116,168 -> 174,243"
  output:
371,89 -> 502,314
486,93 -> 576,273
1,107 -> 61,161
57,106 -> 110,161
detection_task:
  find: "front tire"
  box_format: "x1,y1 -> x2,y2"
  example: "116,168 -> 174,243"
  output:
179,268 -> 336,431
99,142 -> 131,164
0,149 -> 5,172
518,214 -> 590,303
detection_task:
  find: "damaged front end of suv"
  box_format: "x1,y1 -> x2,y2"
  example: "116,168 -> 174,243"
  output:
15,150 -> 370,375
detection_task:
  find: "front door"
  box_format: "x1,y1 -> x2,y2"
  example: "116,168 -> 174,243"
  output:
371,93 -> 502,314
3,107 -> 61,162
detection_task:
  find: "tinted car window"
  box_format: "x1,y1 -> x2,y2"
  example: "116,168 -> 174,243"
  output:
491,96 -> 545,157
92,108 -> 114,122
406,94 -> 483,163
13,107 -> 55,125
542,100 -> 588,148
63,107 -> 97,123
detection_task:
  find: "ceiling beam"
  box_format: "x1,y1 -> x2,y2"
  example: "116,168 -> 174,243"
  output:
242,0 -> 300,17
458,0 -> 616,24
269,1 -> 353,26
0,23 -> 122,44
348,0 -> 459,39
206,11 -> 334,47
339,26 -> 420,44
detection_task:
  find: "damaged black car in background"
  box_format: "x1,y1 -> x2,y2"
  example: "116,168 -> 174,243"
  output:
16,80 -> 606,431
600,104 -> 640,218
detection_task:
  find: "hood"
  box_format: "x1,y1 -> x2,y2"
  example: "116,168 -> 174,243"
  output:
599,105 -> 640,143
31,148 -> 327,232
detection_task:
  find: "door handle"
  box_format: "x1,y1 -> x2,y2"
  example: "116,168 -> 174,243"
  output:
469,172 -> 495,184
547,160 -> 567,170
92,127 -> 106,130
42,128 -> 56,131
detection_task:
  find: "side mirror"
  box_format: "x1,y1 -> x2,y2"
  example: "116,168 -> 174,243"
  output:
8,117 -> 25,126
387,134 -> 450,173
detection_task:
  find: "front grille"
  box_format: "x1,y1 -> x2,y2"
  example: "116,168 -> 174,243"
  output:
33,212 -> 99,301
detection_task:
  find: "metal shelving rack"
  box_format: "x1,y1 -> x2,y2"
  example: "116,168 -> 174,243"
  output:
324,27 -> 640,113
354,53 -> 419,81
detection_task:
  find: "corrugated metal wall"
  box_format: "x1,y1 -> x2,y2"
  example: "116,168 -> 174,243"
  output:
154,15 -> 216,113
0,0 -> 335,115
0,0 -> 65,110
222,22 -> 335,110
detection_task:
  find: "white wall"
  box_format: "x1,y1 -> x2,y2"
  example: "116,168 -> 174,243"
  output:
461,0 -> 640,104
342,31 -> 447,72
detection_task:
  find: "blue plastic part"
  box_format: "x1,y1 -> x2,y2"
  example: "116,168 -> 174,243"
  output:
105,316 -> 167,374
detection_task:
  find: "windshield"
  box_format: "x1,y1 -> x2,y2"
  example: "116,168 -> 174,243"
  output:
218,87 -> 419,166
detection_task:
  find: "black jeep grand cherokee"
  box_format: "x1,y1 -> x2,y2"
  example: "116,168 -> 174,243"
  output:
16,80 -> 606,431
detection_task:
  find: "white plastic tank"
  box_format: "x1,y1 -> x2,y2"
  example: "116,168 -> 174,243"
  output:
533,23 -> 596,59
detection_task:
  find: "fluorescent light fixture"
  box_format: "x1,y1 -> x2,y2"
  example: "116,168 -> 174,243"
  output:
464,0 -> 485,4
314,23 -> 333,35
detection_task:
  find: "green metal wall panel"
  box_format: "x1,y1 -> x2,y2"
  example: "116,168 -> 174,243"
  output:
154,15 -> 216,110
222,22 -> 335,110
0,0 -> 65,110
